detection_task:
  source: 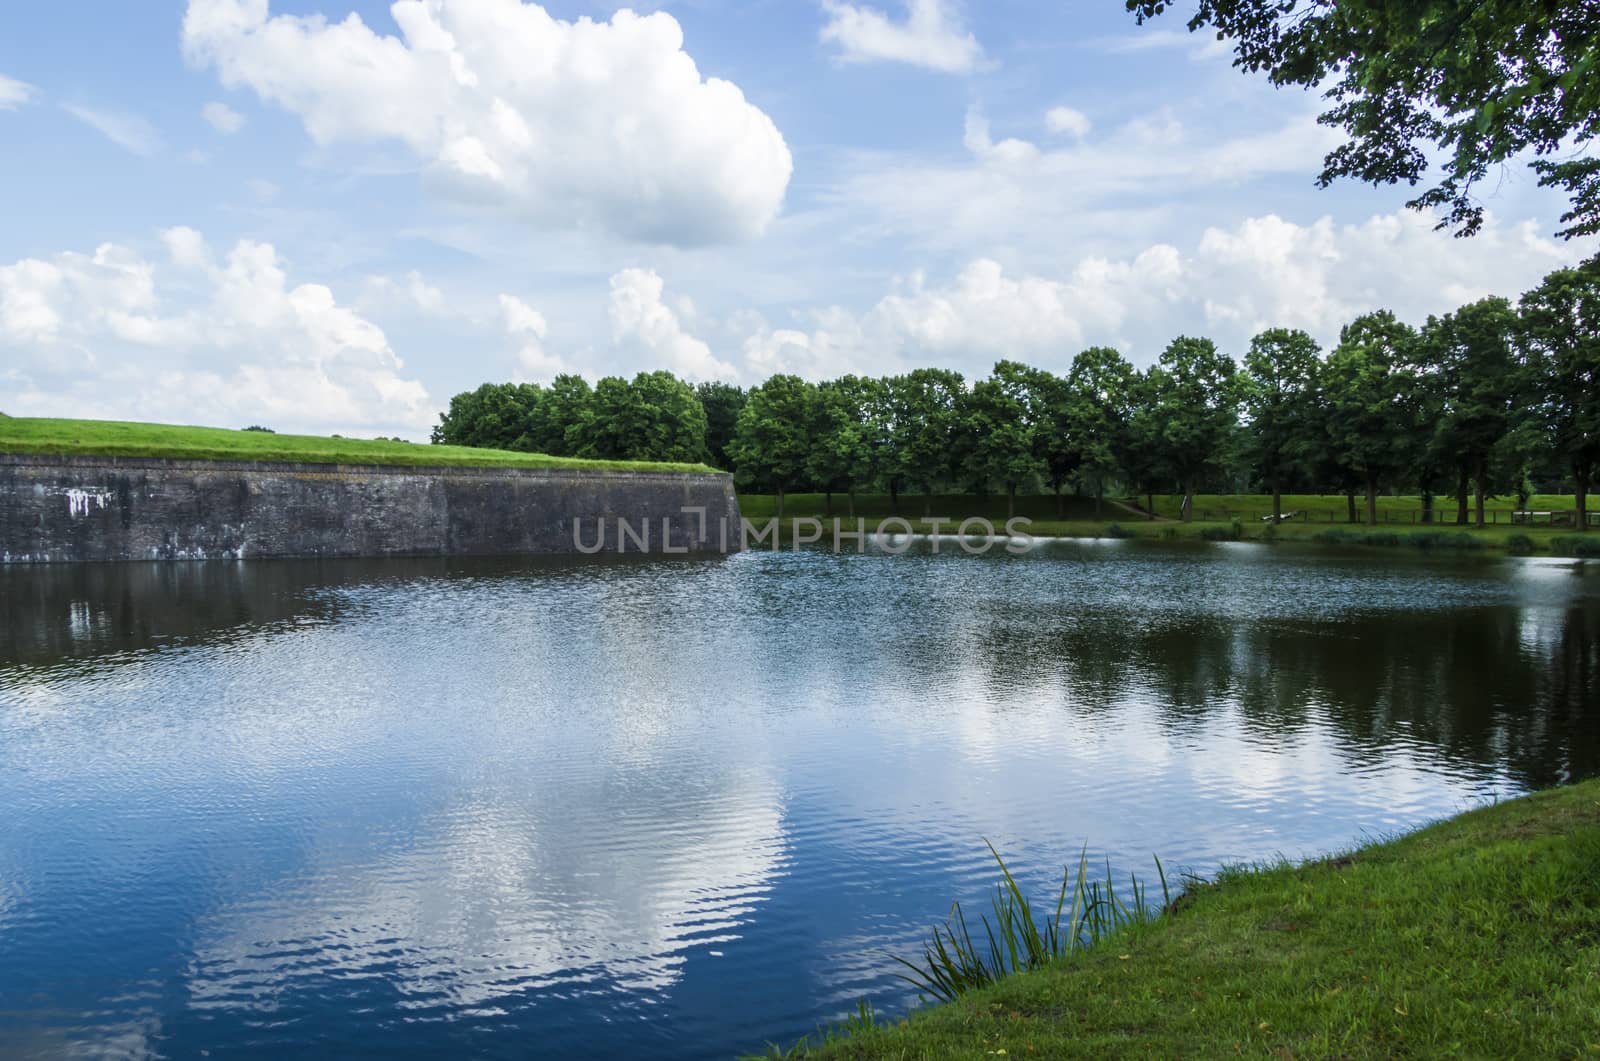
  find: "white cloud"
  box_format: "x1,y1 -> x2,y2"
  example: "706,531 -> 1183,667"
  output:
1045,105 -> 1090,139
246,177 -> 279,203
726,210 -> 1592,379
61,103 -> 163,155
0,73 -> 35,110
201,99 -> 245,133
498,292 -> 571,379
608,268 -> 735,381
181,0 -> 793,246
0,230 -> 432,436
820,0 -> 983,73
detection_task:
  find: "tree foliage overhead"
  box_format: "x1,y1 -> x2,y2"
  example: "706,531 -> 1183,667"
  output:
1127,0 -> 1600,242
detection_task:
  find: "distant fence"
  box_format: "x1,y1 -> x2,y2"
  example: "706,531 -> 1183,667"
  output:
1178,507 -> 1600,527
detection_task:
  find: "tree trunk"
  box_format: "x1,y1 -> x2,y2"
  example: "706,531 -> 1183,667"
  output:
1145,491 -> 1154,520
1054,485 -> 1063,519
847,489 -> 855,519
824,488 -> 833,518
776,485 -> 785,523
923,492 -> 933,519
889,478 -> 900,516
1474,459 -> 1487,528
1421,490 -> 1433,524
1095,482 -> 1103,518
1008,483 -> 1017,520
1456,468 -> 1469,525
1182,478 -> 1195,522
1365,475 -> 1378,527
1270,477 -> 1282,523
1346,490 -> 1357,524
1577,463 -> 1591,532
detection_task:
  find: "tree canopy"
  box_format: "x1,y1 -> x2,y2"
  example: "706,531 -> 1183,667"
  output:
1127,0 -> 1600,244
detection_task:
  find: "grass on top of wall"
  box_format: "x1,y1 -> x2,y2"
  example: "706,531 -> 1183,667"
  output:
0,417 -> 718,474
761,779 -> 1600,1059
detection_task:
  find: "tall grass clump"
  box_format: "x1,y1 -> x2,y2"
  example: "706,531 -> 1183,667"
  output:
1101,522 -> 1135,539
1406,530 -> 1485,550
894,843 -> 1169,1004
1505,533 -> 1538,555
1199,518 -> 1244,542
1552,534 -> 1600,557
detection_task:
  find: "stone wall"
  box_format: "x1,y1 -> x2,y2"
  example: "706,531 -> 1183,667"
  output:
0,454 -> 742,563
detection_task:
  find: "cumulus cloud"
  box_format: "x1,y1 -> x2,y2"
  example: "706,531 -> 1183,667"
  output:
61,103 -> 164,155
202,100 -> 246,133
0,230 -> 431,436
727,210 -> 1591,379
498,292 -> 571,379
608,268 -> 735,381
0,73 -> 35,110
181,0 -> 793,246
1045,105 -> 1090,139
819,0 -> 983,73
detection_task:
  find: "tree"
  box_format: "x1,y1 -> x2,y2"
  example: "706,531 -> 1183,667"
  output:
1065,347 -> 1138,517
526,374 -> 593,456
1127,0 -> 1600,244
965,361 -> 1043,519
695,381 -> 747,472
1416,298 -> 1525,525
1322,310 -> 1421,525
431,382 -> 544,451
1241,328 -> 1322,521
1027,368 -> 1080,518
1122,365 -> 1172,519
890,368 -> 968,517
1155,337 -> 1240,521
572,371 -> 708,463
730,374 -> 813,520
805,376 -> 883,517
1519,262 -> 1600,531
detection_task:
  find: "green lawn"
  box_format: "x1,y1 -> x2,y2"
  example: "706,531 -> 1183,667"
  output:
0,416 -> 717,474
769,779 -> 1600,1059
1145,492 -> 1587,526
738,493 -> 1599,554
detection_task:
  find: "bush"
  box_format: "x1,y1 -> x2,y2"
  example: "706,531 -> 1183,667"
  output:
1505,533 -> 1538,555
1102,522 -> 1135,539
241,424 -> 275,433
1159,526 -> 1181,540
1552,535 -> 1600,557
1406,531 -> 1483,551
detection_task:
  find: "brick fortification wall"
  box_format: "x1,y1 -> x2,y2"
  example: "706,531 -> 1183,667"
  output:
0,454 -> 742,563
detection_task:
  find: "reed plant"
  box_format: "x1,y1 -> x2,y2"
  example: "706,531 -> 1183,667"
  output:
894,842 -> 1169,1004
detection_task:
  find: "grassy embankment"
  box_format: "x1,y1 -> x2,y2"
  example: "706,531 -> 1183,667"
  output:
0,416 -> 717,474
766,779 -> 1600,1059
738,492 -> 1600,555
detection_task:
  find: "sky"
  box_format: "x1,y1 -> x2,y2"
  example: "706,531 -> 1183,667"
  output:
1,0 -> 1594,439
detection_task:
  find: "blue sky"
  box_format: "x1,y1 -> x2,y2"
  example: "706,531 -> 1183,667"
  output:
2,0 -> 1593,438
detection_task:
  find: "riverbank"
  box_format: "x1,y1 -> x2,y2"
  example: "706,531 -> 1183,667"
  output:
738,493 -> 1600,556
0,416 -> 716,474
773,779 -> 1600,1059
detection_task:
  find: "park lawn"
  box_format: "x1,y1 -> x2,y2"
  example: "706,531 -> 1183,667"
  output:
0,416 -> 717,474
1145,492 -> 1583,523
771,779 -> 1600,1060
738,494 -> 1599,554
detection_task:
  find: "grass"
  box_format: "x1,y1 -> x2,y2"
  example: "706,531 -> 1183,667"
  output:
0,416 -> 719,474
738,493 -> 1600,554
762,779 -> 1600,1059
1145,491 -> 1588,525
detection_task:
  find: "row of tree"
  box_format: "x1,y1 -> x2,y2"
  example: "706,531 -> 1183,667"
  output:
432,261 -> 1600,528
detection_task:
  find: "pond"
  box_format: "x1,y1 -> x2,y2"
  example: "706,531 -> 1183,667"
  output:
1,542 -> 1596,1058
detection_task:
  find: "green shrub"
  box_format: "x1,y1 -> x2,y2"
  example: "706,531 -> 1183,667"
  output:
1552,535 -> 1600,557
1505,533 -> 1538,555
1101,522 -> 1135,539
1159,526 -> 1181,540
1406,531 -> 1483,551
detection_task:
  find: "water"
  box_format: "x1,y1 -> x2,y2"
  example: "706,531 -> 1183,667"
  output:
1,541 -> 1596,1058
